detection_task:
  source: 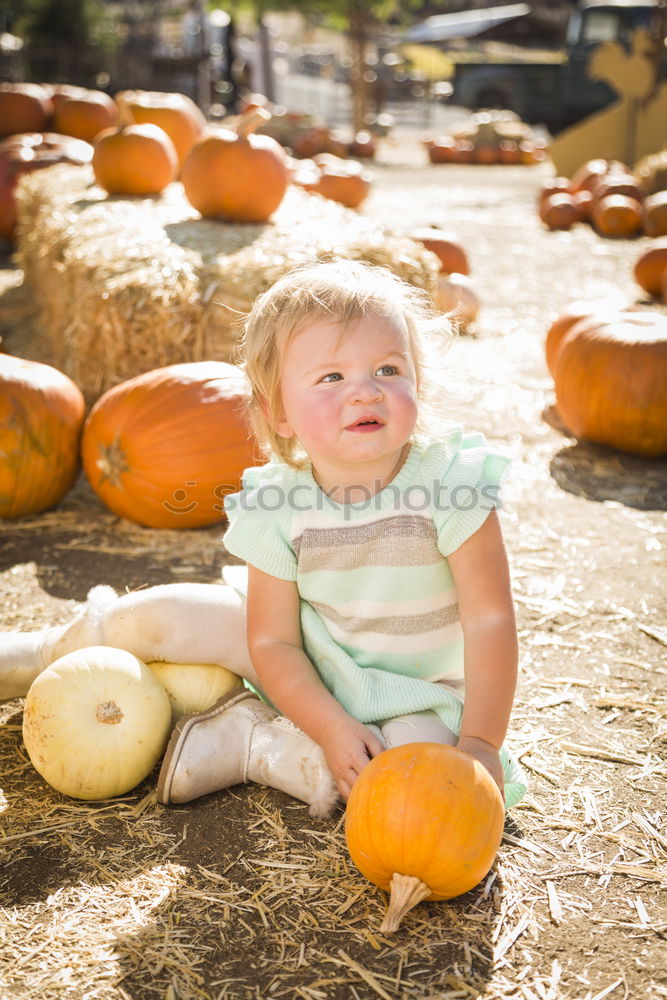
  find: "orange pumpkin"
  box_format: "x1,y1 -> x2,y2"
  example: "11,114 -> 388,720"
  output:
592,194 -> 643,238
633,242 -> 667,296
0,83 -> 53,138
642,191 -> 667,238
591,172 -> 646,204
0,132 -> 93,243
409,227 -> 470,275
81,361 -> 260,529
349,130 -> 377,159
306,155 -> 373,209
181,110 -> 288,223
538,177 -> 570,204
545,304 -> 614,377
92,124 -> 178,196
540,192 -> 579,231
568,157 -> 625,195
115,89 -> 206,169
345,743 -> 505,932
427,136 -> 458,164
0,356 -> 85,519
554,312 -> 667,457
53,90 -> 118,144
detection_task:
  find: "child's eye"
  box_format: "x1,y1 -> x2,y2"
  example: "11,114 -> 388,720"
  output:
320,372 -> 342,383
376,364 -> 399,377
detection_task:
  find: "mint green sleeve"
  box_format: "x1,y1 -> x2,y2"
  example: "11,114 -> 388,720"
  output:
223,463 -> 297,581
423,431 -> 511,557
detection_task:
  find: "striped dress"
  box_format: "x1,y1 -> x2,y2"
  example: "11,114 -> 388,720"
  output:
223,428 -> 526,808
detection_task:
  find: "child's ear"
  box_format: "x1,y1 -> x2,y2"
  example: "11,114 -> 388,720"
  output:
258,395 -> 294,439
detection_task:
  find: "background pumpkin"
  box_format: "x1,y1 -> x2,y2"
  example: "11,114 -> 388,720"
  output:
81,361 -> 260,529
92,123 -> 178,196
409,227 -> 470,275
592,194 -> 643,238
345,743 -> 505,932
22,646 -> 172,800
181,109 -> 288,223
0,355 -> 85,519
642,192 -> 667,238
0,132 -> 92,243
633,242 -> 667,296
553,313 -> 667,457
53,89 -> 118,144
0,82 -> 53,138
115,89 -> 206,169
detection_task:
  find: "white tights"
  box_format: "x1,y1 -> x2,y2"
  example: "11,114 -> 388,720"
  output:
2,581 -> 457,751
369,712 -> 457,751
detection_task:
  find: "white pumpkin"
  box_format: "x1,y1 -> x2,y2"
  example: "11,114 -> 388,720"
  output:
22,646 -> 172,800
147,661 -> 243,722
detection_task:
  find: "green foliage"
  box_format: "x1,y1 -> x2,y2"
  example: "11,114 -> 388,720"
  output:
12,0 -> 107,47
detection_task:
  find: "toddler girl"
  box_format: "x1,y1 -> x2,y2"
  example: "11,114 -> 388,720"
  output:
159,258 -> 526,811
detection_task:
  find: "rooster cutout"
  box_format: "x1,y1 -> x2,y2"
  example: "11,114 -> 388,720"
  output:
588,27 -> 656,100
549,25 -> 667,176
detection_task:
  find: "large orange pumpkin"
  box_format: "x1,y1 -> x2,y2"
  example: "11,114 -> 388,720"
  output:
92,124 -> 178,196
544,303 -> 630,377
633,242 -> 667,296
81,361 -> 261,529
53,89 -> 118,144
0,132 -> 93,243
115,89 -> 206,169
554,312 -> 667,457
345,743 -> 504,932
181,110 -> 288,223
0,83 -> 53,138
0,356 -> 85,519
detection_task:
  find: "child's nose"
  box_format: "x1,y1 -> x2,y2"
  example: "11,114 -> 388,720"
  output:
350,376 -> 383,403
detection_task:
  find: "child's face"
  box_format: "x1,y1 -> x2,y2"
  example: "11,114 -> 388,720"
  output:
275,311 -> 418,493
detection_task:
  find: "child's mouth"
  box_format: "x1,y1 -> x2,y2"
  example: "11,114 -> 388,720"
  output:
347,418 -> 384,432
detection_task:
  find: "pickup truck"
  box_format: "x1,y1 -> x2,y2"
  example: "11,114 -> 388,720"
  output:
444,0 -> 665,133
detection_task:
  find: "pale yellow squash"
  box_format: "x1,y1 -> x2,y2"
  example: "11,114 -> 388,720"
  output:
22,646 -> 172,799
147,661 -> 243,723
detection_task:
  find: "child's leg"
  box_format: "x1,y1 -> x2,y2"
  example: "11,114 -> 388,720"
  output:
379,710 -> 457,749
0,581 -> 259,700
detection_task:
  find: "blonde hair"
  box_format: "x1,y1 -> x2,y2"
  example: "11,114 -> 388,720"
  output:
237,258 -> 452,467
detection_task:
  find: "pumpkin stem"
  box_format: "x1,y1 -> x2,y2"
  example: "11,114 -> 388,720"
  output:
380,873 -> 432,933
96,700 -> 123,724
235,107 -> 271,139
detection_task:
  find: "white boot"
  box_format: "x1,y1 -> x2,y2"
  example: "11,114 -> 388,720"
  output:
157,689 -> 340,819
0,581 -> 259,701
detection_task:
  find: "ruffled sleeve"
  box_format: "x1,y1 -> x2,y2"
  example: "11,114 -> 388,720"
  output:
223,462 -> 298,580
420,429 -> 511,557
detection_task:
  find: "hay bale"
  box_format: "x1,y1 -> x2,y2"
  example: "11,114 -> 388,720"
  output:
14,164 -> 439,402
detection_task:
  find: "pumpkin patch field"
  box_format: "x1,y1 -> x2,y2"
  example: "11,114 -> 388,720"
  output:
1,140 -> 666,1000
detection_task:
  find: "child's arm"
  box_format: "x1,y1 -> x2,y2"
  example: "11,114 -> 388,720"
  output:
246,564 -> 384,800
446,511 -> 518,794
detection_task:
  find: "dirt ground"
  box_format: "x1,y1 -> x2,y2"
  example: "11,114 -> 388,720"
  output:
1,143 -> 666,1000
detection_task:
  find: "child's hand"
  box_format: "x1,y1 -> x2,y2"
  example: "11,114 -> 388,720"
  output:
457,735 -> 504,799
318,714 -> 384,801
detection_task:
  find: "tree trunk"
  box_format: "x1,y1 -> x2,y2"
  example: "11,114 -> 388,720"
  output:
348,4 -> 369,134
